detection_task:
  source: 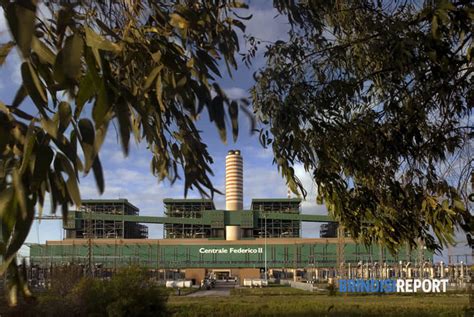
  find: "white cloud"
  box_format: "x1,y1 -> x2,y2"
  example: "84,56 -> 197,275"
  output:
0,8 -> 7,41
243,166 -> 287,206
225,87 -> 248,99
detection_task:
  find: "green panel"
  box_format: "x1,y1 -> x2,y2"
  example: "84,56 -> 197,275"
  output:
298,214 -> 336,222
240,212 -> 254,228
203,210 -> 224,228
223,211 -> 254,227
224,211 -> 239,225
29,242 -> 434,269
257,212 -> 335,223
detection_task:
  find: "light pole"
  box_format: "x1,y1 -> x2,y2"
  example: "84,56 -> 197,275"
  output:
264,213 -> 267,283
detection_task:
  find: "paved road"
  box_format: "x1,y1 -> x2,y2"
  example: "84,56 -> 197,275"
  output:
187,281 -> 237,297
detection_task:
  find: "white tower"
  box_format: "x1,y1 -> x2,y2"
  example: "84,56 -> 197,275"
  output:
225,150 -> 243,240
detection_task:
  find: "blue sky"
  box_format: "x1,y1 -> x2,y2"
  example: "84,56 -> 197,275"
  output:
0,1 -> 470,262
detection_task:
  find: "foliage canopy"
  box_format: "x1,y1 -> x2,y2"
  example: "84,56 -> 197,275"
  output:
0,0 -> 251,304
252,0 -> 473,252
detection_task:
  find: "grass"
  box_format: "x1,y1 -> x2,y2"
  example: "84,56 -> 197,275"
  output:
168,287 -> 470,317
0,286 -> 469,316
231,286 -> 312,296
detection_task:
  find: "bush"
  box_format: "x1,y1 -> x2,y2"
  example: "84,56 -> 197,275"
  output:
12,266 -> 168,317
49,265 -> 83,297
70,267 -> 168,317
68,277 -> 111,317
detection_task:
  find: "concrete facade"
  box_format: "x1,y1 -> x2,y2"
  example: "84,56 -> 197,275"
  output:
184,268 -> 207,284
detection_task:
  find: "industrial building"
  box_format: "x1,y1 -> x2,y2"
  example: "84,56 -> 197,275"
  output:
65,199 -> 148,239
29,150 -> 433,283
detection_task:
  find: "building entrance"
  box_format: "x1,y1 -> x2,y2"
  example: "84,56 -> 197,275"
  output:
212,270 -> 231,280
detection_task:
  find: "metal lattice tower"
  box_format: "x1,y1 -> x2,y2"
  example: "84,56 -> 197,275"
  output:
83,207 -> 93,277
337,225 -> 345,278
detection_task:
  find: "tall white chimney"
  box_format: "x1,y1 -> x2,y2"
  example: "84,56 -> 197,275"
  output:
225,150 -> 243,240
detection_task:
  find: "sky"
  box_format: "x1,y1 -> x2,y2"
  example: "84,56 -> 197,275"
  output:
0,1 -> 470,263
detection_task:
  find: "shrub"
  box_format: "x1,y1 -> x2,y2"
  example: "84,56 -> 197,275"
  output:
14,266 -> 168,316
70,267 -> 168,317
68,277 -> 111,317
49,265 -> 83,297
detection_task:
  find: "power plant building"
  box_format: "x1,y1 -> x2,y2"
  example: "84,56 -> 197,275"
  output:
29,150 -> 433,282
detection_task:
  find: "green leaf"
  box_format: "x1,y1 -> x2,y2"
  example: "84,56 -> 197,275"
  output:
32,145 -> 54,187
12,169 -> 27,220
52,136 -> 82,176
92,155 -> 105,194
144,65 -> 163,91
5,1 -> 36,58
4,196 -> 35,260
0,188 -> 14,221
94,119 -> 110,154
155,75 -> 166,112
151,51 -> 162,63
78,118 -> 96,173
53,49 -> 66,85
0,101 -> 8,114
62,34 -> 83,80
40,116 -> 58,138
92,81 -> 110,127
85,27 -> 122,53
169,13 -> 189,29
31,37 -> 55,65
0,42 -> 15,66
57,101 -> 72,133
11,85 -> 28,108
21,61 -> 48,113
19,123 -> 36,175
76,70 -> 95,116
453,198 -> 465,212
116,98 -> 131,155
196,50 -> 221,77
56,153 -> 81,207
229,101 -> 239,142
209,96 -> 226,143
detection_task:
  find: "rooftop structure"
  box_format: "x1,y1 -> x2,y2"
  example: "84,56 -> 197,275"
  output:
163,199 -> 221,239
65,199 -> 148,239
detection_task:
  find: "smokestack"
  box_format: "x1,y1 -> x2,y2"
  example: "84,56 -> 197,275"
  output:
225,150 -> 243,240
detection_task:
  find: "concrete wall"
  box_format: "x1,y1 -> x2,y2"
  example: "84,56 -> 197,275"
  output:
233,268 -> 261,283
185,268 -> 206,285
